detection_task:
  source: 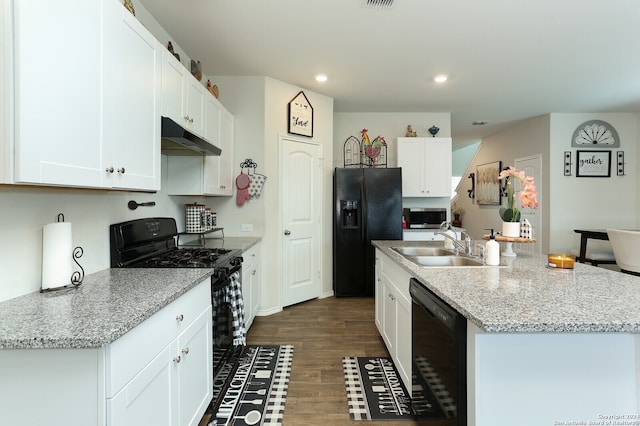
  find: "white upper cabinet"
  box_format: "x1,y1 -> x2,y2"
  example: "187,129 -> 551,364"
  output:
13,0 -> 104,187
10,0 -> 160,191
166,96 -> 234,197
203,108 -> 234,196
161,49 -> 205,138
397,137 -> 452,197
103,0 -> 161,191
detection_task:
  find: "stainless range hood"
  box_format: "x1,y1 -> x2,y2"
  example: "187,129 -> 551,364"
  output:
160,116 -> 221,156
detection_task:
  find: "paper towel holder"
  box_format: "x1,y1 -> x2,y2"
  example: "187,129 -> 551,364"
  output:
40,214 -> 85,293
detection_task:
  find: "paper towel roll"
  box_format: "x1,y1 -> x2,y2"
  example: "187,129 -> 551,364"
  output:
42,221 -> 73,290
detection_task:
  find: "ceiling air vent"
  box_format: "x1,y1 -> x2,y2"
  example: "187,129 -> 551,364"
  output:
362,0 -> 395,9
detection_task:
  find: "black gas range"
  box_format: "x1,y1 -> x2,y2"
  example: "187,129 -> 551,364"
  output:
109,217 -> 246,408
109,217 -> 243,286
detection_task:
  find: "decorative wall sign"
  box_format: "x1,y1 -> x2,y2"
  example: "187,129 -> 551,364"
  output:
576,150 -> 611,177
571,120 -> 619,148
476,161 -> 502,205
288,91 -> 313,137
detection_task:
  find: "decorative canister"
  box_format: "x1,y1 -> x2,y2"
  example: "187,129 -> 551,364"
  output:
185,203 -> 206,233
204,208 -> 213,231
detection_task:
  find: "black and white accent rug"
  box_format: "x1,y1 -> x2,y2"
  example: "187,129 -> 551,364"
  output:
342,356 -> 414,421
209,345 -> 293,426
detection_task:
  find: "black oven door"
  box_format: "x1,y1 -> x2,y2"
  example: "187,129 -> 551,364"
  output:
410,279 -> 466,426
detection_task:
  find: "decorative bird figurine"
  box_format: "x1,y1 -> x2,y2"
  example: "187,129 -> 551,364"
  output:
364,135 -> 386,165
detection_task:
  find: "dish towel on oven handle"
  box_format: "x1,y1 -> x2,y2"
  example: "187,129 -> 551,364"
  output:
225,272 -> 246,346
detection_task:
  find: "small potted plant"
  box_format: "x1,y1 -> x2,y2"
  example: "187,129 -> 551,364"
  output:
498,166 -> 538,237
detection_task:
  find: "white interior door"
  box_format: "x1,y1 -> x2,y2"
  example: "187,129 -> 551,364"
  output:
280,135 -> 321,307
514,155 -> 542,254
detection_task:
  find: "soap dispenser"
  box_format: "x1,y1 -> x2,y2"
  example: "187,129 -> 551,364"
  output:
485,228 -> 500,266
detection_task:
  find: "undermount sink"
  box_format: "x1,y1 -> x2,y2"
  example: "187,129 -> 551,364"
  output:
409,255 -> 484,267
392,247 -> 456,257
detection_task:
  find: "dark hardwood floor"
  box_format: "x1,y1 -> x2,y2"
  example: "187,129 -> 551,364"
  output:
200,296 -> 418,425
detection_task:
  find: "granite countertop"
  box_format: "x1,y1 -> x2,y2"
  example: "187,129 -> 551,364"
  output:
0,268 -> 214,349
373,240 -> 640,333
0,237 -> 261,350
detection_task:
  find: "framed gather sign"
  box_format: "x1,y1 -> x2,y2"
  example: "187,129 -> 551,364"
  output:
288,91 -> 313,137
576,150 -> 611,177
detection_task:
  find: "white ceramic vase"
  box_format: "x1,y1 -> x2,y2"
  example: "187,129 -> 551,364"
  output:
502,221 -> 521,238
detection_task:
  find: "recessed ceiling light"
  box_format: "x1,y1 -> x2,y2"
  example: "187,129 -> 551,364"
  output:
434,74 -> 448,83
472,121 -> 490,126
315,74 -> 328,82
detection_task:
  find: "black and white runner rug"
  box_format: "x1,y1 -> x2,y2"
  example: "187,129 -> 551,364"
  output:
342,356 -> 414,421
209,345 -> 293,426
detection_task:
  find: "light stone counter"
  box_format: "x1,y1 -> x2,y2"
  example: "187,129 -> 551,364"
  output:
0,268 -> 215,349
373,240 -> 640,333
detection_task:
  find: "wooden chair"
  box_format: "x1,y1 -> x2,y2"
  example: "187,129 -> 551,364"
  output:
607,229 -> 640,276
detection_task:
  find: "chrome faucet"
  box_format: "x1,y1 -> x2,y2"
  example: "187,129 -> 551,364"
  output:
435,230 -> 474,256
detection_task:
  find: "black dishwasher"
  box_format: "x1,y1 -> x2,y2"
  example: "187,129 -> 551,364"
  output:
410,278 -> 466,426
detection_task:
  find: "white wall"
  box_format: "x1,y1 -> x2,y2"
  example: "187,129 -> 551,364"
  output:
549,113 -> 638,254
454,112 -> 639,255
453,115 -> 551,247
210,76 -> 334,314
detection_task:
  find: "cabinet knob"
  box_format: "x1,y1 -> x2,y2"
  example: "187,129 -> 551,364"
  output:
252,270 -> 256,276
173,355 -> 181,364
284,230 -> 291,236
117,167 -> 126,174
176,314 -> 184,322
181,347 -> 190,355
105,167 -> 114,173
184,115 -> 190,122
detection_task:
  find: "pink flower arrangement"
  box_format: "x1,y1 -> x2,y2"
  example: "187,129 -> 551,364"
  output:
498,166 -> 538,222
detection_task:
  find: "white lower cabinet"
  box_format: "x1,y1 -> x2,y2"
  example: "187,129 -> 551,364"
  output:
0,279 -> 212,426
106,280 -> 212,426
241,242 -> 261,329
374,249 -> 411,390
107,307 -> 211,426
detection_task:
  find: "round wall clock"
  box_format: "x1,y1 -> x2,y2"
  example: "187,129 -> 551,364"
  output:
571,120 -> 620,148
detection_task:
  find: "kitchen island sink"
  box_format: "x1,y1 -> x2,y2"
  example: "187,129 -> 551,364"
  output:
392,246 -> 484,267
392,246 -> 455,256
410,254 -> 483,267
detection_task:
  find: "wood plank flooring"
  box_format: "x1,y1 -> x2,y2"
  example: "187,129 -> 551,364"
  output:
200,296 -> 418,425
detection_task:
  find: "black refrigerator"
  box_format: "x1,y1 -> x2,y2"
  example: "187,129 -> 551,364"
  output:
333,167 -> 403,297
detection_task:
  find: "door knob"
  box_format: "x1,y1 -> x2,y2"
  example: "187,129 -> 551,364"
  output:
284,230 -> 291,236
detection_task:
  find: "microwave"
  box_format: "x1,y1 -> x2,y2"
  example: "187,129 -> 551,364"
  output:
403,208 -> 447,229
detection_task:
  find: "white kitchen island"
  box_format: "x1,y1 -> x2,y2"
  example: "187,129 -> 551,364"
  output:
373,240 -> 640,426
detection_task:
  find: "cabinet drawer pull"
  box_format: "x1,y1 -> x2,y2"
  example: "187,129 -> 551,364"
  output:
176,314 -> 184,322
181,347 -> 190,355
173,355 -> 181,364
